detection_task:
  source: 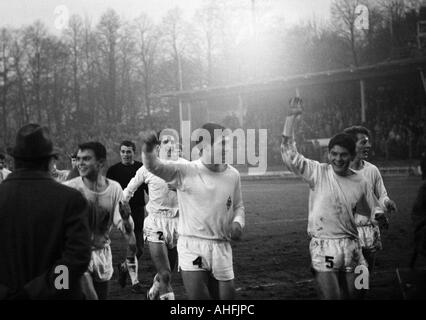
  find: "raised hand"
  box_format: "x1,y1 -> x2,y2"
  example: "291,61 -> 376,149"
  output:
283,97 -> 303,138
288,97 -> 304,117
142,132 -> 159,153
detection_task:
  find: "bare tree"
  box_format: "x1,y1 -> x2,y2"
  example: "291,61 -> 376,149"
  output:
0,28 -> 13,144
161,8 -> 187,92
10,29 -> 30,126
331,0 -> 363,66
64,15 -> 83,121
194,1 -> 223,86
23,21 -> 49,123
376,0 -> 421,55
45,36 -> 69,134
97,9 -> 121,123
117,22 -> 137,124
81,17 -> 97,127
134,13 -> 161,118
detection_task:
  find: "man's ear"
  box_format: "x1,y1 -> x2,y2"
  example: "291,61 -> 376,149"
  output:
98,158 -> 106,169
48,157 -> 56,171
327,152 -> 332,162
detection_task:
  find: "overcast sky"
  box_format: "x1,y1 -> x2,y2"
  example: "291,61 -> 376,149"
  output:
0,0 -> 333,31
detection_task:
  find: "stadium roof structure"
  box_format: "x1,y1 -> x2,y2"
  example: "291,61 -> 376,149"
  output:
154,57 -> 426,101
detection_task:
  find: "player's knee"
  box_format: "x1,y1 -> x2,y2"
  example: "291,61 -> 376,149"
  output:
128,243 -> 137,256
158,270 -> 171,284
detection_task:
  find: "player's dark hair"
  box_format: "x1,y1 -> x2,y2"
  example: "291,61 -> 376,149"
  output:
120,140 -> 136,152
343,126 -> 370,142
0,153 -> 5,160
146,131 -> 161,147
195,123 -> 226,146
328,133 -> 356,156
78,141 -> 107,161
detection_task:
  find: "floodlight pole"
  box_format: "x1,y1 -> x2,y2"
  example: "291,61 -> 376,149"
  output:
179,98 -> 183,134
238,94 -> 244,126
177,52 -> 189,138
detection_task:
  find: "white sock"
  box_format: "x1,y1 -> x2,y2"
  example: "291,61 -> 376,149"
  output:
153,273 -> 160,283
148,280 -> 160,300
159,292 -> 175,300
126,256 -> 139,285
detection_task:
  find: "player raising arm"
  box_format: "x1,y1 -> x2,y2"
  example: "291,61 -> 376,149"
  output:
141,123 -> 245,300
280,97 -> 384,300
123,133 -> 187,300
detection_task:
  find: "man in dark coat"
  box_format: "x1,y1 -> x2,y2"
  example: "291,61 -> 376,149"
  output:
0,124 -> 91,300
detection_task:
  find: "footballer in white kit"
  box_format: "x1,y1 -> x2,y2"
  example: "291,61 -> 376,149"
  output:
343,126 -> 397,273
281,98 -> 384,300
124,133 -> 188,300
141,123 -> 245,300
64,142 -> 135,300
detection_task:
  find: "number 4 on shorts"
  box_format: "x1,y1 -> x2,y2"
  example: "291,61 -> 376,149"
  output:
325,256 -> 334,269
193,256 -> 203,268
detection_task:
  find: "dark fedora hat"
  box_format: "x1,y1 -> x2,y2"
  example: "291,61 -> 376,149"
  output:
11,123 -> 59,159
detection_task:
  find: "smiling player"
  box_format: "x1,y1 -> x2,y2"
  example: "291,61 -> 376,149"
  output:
280,97 -> 384,300
65,142 -> 136,300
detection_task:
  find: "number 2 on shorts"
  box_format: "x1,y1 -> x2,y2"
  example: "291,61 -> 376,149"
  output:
157,231 -> 164,241
325,256 -> 334,269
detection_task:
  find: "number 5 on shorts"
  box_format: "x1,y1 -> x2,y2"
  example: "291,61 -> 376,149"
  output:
325,256 -> 334,269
